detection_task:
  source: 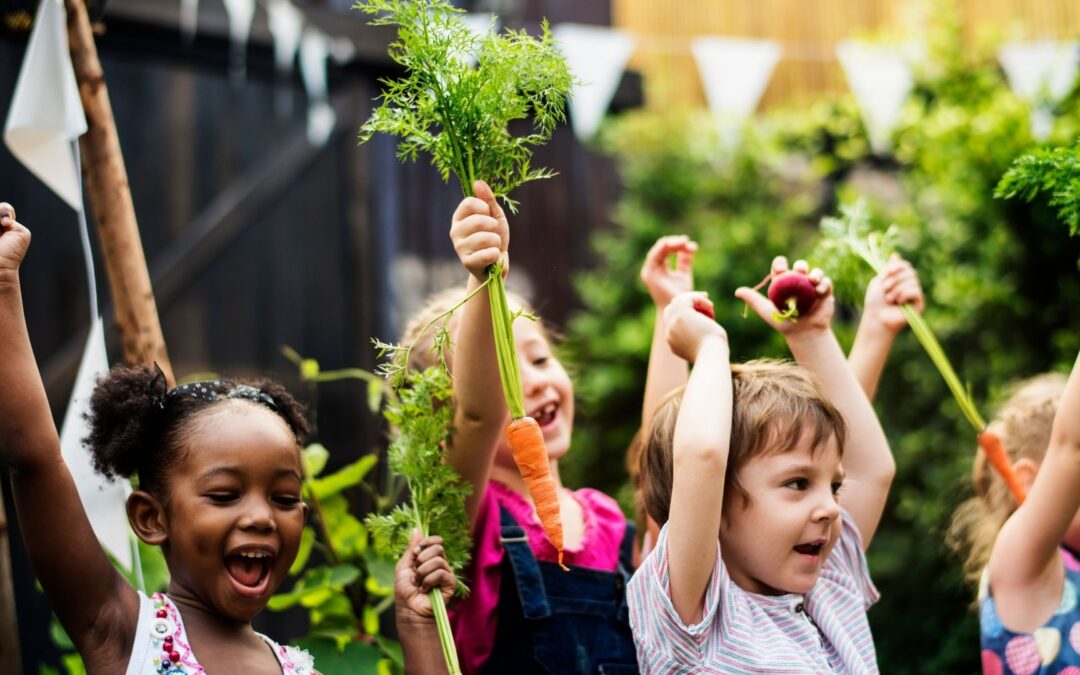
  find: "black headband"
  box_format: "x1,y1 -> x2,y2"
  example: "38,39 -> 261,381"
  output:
148,363 -> 278,412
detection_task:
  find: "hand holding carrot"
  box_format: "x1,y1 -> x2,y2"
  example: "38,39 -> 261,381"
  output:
663,292 -> 727,363
641,235 -> 698,307
736,257 -> 834,337
395,530 -> 456,624
0,203 -> 31,276
863,254 -> 924,335
450,180 -> 510,280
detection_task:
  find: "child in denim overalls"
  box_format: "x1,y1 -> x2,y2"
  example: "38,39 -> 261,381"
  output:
439,181 -> 639,673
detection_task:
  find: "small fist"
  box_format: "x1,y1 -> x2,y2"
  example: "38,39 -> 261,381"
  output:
863,254 -> 923,334
450,180 -> 509,280
394,530 -> 456,623
663,291 -> 727,363
0,202 -> 31,274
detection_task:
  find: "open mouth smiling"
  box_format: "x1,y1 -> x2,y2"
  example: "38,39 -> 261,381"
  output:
531,401 -> 558,429
225,548 -> 275,596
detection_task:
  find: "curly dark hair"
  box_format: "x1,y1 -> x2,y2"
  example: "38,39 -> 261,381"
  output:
85,365 -> 310,495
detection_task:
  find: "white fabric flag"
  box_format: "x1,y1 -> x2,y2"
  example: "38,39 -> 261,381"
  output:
3,0 -> 88,210
59,317 -> 133,570
180,0 -> 199,43
999,41 -> 1080,140
836,40 -> 914,155
267,0 -> 304,74
300,27 -> 335,146
691,37 -> 780,144
554,23 -> 636,142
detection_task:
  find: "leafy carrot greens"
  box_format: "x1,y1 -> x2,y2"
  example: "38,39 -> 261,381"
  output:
356,2 -> 574,670
356,0 -> 574,212
995,139 -> 1080,236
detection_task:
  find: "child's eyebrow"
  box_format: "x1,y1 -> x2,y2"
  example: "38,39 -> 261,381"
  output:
198,467 -> 303,482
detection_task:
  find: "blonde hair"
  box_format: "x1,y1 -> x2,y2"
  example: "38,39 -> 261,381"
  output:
640,359 -> 847,527
399,286 -> 543,373
946,373 -> 1067,586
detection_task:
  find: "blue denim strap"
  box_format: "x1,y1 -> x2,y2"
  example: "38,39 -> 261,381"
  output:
498,505 -> 552,620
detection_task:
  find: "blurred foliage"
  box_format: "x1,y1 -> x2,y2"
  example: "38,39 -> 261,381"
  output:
561,2 -> 1080,671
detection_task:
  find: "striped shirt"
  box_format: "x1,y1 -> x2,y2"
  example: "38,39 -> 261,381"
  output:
627,509 -> 879,673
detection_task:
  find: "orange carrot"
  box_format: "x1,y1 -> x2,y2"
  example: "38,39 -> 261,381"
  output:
506,416 -> 566,568
977,430 -> 1027,505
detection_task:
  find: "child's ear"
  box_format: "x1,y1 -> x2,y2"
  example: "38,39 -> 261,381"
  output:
127,490 -> 168,546
1012,457 -> 1040,494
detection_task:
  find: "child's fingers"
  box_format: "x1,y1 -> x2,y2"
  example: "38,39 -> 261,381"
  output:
414,541 -> 447,567
771,256 -> 789,275
0,203 -> 15,225
792,259 -> 810,274
815,276 -> 833,298
452,196 -> 491,222
808,267 -> 824,285
734,286 -> 781,329
472,180 -> 505,222
418,568 -> 456,595
414,553 -> 451,581
396,530 -> 422,575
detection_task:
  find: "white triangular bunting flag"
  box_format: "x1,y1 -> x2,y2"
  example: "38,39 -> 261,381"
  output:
554,23 -> 636,142
999,41 -> 1079,140
267,0 -> 304,74
180,0 -> 199,42
59,316 -> 133,570
692,37 -> 780,121
4,0 -> 88,210
223,0 -> 256,79
836,40 -> 914,154
300,27 -> 335,146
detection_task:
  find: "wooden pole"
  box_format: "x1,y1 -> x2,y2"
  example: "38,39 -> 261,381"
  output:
64,0 -> 174,384
0,495 -> 20,675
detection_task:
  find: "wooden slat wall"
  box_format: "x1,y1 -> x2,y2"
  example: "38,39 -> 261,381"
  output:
613,0 -> 1080,109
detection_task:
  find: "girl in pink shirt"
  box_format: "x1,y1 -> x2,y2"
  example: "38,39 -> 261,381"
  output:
435,181 -> 639,673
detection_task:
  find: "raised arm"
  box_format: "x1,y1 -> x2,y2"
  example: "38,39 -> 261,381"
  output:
662,292 -> 732,625
640,235 -> 696,429
0,204 -> 135,662
447,181 -> 511,525
736,257 -> 894,548
989,347 -> 1080,630
848,255 -> 924,401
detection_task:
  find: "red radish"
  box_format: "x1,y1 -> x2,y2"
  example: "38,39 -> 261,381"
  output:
767,271 -> 817,323
693,298 -> 716,319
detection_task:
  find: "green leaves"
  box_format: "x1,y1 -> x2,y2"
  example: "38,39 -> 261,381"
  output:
355,0 -> 573,210
995,139 -> 1080,235
364,365 -> 471,585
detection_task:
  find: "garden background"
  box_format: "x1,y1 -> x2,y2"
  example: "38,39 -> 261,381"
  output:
1,0 -> 1079,672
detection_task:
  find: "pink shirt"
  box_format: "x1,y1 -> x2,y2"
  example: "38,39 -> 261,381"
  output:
628,509 -> 880,673
448,480 -> 628,674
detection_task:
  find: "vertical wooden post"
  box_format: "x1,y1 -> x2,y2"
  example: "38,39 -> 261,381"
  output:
0,496 -> 20,675
64,0 -> 174,384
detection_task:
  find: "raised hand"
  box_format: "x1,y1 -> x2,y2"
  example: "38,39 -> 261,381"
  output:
863,254 -> 924,334
450,180 -> 510,280
735,257 -> 834,336
0,203 -> 31,278
394,530 -> 456,622
663,291 -> 727,363
641,235 -> 698,307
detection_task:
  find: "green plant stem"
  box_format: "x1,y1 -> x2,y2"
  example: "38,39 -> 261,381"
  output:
851,241 -> 987,433
487,262 -> 526,419
412,502 -> 463,675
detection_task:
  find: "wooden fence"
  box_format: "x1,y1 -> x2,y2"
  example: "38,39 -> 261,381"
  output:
612,0 -> 1080,109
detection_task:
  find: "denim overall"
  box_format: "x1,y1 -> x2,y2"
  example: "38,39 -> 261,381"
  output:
479,505 -> 640,674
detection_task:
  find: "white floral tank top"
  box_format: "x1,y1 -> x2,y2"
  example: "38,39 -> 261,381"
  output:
125,592 -> 317,675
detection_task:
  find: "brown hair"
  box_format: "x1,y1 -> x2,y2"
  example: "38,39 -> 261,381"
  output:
640,359 -> 847,526
946,373 -> 1066,586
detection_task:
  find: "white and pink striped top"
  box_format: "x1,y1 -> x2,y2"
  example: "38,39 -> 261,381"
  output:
627,509 -> 879,674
